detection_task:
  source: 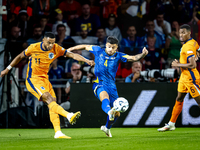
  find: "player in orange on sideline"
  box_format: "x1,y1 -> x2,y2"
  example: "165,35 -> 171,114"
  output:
158,24 -> 200,132
0,32 -> 95,139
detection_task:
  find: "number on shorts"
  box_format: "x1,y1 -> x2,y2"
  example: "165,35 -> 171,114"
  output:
190,87 -> 195,93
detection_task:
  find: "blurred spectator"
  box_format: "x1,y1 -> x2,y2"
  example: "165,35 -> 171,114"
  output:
4,26 -> 25,79
89,0 -> 100,16
165,21 -> 181,68
96,27 -> 107,47
25,24 -> 43,47
119,0 -> 144,36
141,20 -> 165,49
72,28 -> 97,59
116,62 -> 132,78
121,0 -> 139,16
52,8 -> 71,37
11,10 -> 30,41
144,36 -> 163,69
33,0 -> 56,16
120,25 -> 143,55
193,8 -> 200,44
14,0 -> 32,20
125,61 -> 144,83
2,0 -> 16,21
58,0 -> 81,21
154,11 -> 171,36
65,62 -> 87,94
105,14 -> 122,42
178,0 -> 194,24
160,0 -> 175,23
100,0 -> 121,19
55,24 -> 75,48
149,0 -> 175,23
65,50 -> 83,75
49,59 -> 65,104
39,15 -> 52,36
75,3 -> 101,36
5,26 -> 24,60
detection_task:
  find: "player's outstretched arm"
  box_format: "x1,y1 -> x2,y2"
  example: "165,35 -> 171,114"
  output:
65,51 -> 95,66
67,45 -> 94,51
126,47 -> 148,62
0,51 -> 26,78
172,57 -> 196,69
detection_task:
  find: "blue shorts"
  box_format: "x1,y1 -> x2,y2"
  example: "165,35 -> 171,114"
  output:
92,82 -> 118,107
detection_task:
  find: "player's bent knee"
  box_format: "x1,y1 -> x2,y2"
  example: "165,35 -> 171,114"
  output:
41,92 -> 54,104
115,111 -> 120,117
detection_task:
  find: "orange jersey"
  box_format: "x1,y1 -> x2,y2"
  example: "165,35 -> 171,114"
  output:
24,42 -> 67,78
179,38 -> 200,82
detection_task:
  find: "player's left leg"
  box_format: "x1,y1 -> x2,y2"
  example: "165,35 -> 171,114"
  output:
101,88 -> 119,137
158,92 -> 186,132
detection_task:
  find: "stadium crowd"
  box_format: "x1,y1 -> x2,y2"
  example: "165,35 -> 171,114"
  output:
2,0 -> 200,107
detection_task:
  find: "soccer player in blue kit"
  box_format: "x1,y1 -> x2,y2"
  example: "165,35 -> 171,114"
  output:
67,36 -> 148,137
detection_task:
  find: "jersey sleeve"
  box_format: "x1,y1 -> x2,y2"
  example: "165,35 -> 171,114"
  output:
118,52 -> 129,62
24,44 -> 33,56
185,44 -> 196,60
88,45 -> 101,55
55,44 -> 67,57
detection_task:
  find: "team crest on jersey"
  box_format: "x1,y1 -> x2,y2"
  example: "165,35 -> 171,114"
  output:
49,53 -> 54,59
41,86 -> 45,90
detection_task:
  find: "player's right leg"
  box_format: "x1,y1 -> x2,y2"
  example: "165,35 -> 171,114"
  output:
99,91 -> 116,121
26,78 -> 80,138
93,83 -> 116,120
42,92 -> 81,125
158,92 -> 186,132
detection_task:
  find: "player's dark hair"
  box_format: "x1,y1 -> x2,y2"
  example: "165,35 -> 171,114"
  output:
180,24 -> 191,31
44,32 -> 55,38
106,36 -> 119,45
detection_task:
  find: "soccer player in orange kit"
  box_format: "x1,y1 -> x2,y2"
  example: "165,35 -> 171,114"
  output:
0,32 -> 95,138
158,24 -> 200,132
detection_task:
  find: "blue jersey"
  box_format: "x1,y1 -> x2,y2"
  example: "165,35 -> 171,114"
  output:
89,46 -> 129,85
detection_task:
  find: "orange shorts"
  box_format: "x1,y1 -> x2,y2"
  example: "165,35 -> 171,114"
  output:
178,80 -> 200,98
26,77 -> 56,100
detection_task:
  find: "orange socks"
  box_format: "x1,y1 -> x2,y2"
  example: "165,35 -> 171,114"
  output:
170,100 -> 183,123
48,101 -> 69,117
49,110 -> 60,133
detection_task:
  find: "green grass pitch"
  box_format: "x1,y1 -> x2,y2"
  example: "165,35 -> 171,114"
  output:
0,128 -> 199,150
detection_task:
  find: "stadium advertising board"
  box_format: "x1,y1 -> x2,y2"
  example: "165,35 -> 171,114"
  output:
71,83 -> 200,128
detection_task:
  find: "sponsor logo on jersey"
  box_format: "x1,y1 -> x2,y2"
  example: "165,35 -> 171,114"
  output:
49,53 -> 54,59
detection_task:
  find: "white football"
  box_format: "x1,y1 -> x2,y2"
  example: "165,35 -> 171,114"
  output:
113,97 -> 129,113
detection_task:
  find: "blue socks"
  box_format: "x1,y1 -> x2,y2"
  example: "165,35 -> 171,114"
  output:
106,115 -> 118,129
101,98 -> 111,114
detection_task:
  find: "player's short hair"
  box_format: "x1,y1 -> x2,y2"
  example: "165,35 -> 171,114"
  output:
44,32 -> 55,38
106,36 -> 119,45
180,24 -> 191,31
